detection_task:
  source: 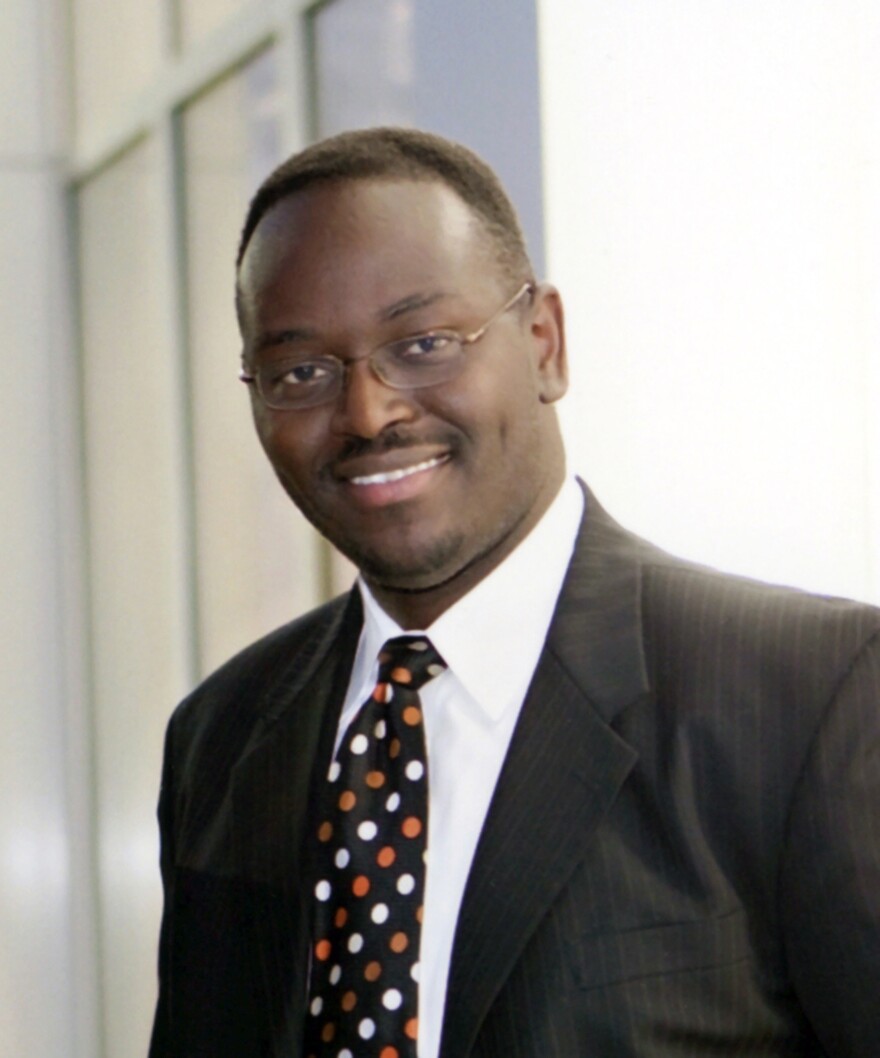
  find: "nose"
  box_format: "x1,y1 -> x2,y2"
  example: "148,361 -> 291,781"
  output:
330,358 -> 418,439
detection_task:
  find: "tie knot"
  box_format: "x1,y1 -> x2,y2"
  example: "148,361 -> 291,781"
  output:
377,636 -> 446,691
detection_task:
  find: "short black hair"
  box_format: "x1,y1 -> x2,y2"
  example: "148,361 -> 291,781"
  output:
235,126 -> 533,282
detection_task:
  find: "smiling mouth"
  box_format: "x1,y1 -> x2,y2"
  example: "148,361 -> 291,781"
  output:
349,455 -> 448,487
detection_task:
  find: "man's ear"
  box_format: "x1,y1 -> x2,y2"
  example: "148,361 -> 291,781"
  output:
529,282 -> 568,404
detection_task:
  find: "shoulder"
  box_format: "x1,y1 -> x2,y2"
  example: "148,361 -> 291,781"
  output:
580,486 -> 880,663
166,590 -> 357,753
640,543 -> 880,677
629,530 -> 880,785
574,485 -> 880,723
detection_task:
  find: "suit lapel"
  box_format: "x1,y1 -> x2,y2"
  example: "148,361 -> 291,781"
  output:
440,487 -> 651,1058
230,590 -> 363,1057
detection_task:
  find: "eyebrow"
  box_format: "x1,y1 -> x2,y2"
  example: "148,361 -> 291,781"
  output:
378,290 -> 451,322
252,326 -> 316,353
251,291 -> 454,353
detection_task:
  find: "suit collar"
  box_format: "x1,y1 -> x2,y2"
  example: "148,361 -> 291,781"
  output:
440,483 -> 651,1058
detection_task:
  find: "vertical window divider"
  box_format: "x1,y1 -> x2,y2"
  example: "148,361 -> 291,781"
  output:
277,1 -> 338,599
160,0 -> 182,60
159,111 -> 203,685
63,173 -> 107,1058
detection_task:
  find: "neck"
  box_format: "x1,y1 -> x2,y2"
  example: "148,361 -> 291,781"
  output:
365,467 -> 566,629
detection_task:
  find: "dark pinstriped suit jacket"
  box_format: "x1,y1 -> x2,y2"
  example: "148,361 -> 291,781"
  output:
150,487 -> 880,1057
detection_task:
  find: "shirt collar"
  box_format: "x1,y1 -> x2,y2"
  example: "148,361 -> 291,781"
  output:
351,478 -> 584,722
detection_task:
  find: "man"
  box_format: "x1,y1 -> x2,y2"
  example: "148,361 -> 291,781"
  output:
150,127 -> 880,1057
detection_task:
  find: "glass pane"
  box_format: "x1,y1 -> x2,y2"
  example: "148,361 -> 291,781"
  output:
311,0 -> 546,275
72,0 -> 164,146
312,0 -> 417,129
177,0 -> 267,48
181,48 -> 324,677
77,137 -> 192,1058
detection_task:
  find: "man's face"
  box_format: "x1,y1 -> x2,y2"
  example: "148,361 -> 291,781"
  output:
237,178 -> 567,615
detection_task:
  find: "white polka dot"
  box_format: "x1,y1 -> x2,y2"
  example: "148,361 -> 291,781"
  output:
348,933 -> 364,953
338,1051 -> 353,1058
411,962 -> 421,983
350,733 -> 369,755
310,996 -> 323,1016
427,662 -> 445,677
328,761 -> 341,782
329,964 -> 342,985
334,848 -> 350,869
411,640 -> 428,650
374,719 -> 387,739
386,792 -> 401,812
422,849 -> 429,864
315,880 -> 332,901
371,902 -> 389,924
358,1018 -> 376,1040
397,873 -> 416,895
357,820 -> 378,841
382,988 -> 403,1010
405,760 -> 424,781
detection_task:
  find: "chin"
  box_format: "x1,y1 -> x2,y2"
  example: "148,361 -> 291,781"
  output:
338,530 -> 469,591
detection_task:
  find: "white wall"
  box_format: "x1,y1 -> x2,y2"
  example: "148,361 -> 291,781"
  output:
538,0 -> 880,605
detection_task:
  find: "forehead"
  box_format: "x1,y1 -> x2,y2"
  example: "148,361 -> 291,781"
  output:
237,178 -> 502,312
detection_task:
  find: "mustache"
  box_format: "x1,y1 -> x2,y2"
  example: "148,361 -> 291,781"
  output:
320,428 -> 460,483
331,428 -> 457,465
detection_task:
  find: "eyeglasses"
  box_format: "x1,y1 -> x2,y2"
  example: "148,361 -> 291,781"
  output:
239,281 -> 535,411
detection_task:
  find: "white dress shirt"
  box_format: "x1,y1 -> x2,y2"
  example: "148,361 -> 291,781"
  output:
334,477 -> 584,1058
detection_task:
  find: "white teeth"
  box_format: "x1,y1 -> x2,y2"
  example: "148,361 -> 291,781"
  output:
350,456 -> 445,487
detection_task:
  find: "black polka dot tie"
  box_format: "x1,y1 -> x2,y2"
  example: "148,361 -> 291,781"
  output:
304,636 -> 446,1058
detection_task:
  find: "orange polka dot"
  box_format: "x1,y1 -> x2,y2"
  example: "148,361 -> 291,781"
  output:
321,1022 -> 335,1042
380,1048 -> 400,1058
314,939 -> 332,961
366,771 -> 385,789
338,790 -> 356,811
415,904 -> 423,923
405,1018 -> 418,1040
373,682 -> 389,701
364,960 -> 382,981
334,907 -> 348,928
402,706 -> 422,726
341,991 -> 357,1012
390,931 -> 409,953
389,739 -> 401,759
391,667 -> 413,684
352,875 -> 371,897
317,821 -> 333,842
376,846 -> 396,868
401,816 -> 422,839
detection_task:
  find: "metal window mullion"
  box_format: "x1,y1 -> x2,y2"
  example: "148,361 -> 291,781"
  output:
157,113 -> 202,686
70,1 -> 318,184
70,7 -> 269,183
48,0 -> 105,1048
275,0 -> 314,153
58,168 -> 107,1058
160,0 -> 182,62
